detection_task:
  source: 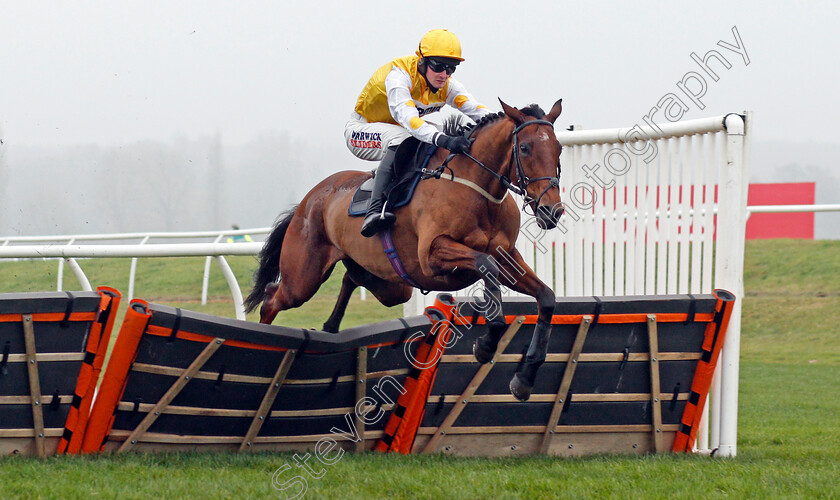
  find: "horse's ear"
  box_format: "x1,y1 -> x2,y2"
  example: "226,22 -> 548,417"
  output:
546,99 -> 563,125
499,98 -> 527,125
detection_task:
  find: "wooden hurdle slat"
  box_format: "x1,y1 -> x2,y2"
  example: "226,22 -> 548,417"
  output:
4,353 -> 86,363
421,316 -> 525,454
427,393 -> 689,404
22,314 -> 46,458
440,352 -> 701,363
116,401 -> 387,419
117,337 -> 225,453
354,346 -> 367,453
417,424 -> 683,435
647,314 -> 664,453
239,349 -> 297,452
108,429 -> 388,446
129,363 -> 408,386
539,315 -> 592,454
0,395 -> 72,405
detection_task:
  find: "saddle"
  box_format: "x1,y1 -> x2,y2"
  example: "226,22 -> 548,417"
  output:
348,138 -> 437,217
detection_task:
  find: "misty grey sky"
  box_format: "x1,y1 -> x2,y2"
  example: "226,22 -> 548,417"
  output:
2,0 -> 839,151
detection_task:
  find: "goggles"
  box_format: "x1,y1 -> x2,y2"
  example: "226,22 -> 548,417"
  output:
426,58 -> 457,75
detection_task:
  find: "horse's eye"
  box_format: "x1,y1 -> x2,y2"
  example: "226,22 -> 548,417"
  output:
519,144 -> 530,155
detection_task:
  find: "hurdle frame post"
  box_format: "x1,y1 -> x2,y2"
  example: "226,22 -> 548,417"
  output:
712,112 -> 750,457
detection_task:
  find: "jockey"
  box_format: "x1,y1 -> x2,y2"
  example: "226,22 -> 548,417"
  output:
346,28 -> 492,237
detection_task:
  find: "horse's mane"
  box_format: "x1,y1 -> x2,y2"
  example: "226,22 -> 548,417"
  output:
443,104 -> 547,137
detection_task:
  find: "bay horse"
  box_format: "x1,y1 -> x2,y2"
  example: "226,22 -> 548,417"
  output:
245,99 -> 564,401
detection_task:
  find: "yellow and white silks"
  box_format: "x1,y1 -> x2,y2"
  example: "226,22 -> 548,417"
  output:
345,54 -> 490,161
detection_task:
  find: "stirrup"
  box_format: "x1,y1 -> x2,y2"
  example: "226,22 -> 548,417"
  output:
378,200 -> 396,222
361,214 -> 395,237
361,201 -> 395,237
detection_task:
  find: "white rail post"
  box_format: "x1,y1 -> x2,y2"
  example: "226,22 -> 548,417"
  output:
214,255 -> 246,320
202,235 -> 225,305
709,362 -> 723,450
713,112 -> 750,458
64,258 -> 93,291
128,236 -> 150,301
57,238 -> 75,291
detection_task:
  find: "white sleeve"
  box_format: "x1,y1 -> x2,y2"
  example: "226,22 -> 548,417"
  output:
385,66 -> 441,144
445,77 -> 492,122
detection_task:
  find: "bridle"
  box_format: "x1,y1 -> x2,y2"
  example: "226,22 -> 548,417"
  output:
508,119 -> 562,213
426,118 -> 561,214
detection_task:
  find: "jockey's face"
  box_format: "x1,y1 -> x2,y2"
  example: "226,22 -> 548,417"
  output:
424,58 -> 457,89
425,65 -> 450,89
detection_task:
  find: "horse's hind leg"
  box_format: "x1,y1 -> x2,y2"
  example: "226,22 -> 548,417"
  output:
322,260 -> 412,333
259,229 -> 342,325
322,272 -> 357,333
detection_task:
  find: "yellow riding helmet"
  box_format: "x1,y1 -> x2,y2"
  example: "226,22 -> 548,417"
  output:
415,29 -> 464,61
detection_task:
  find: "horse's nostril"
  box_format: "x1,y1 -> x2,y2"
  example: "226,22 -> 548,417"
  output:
536,205 -> 559,230
537,205 -> 559,220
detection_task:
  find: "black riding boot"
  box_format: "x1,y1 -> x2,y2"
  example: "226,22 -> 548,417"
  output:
360,146 -> 398,237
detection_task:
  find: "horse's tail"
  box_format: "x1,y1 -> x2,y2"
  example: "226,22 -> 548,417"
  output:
244,204 -> 299,313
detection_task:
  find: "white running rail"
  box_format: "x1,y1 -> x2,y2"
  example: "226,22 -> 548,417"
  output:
0,228 -> 269,319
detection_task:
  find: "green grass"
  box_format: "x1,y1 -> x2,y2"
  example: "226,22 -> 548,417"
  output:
0,239 -> 838,499
0,255 -> 403,329
740,240 -> 840,366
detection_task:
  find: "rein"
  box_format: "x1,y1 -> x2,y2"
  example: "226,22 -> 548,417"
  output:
433,171 -> 508,204
423,118 -> 561,210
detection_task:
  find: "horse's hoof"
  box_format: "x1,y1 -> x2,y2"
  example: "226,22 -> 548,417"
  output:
473,336 -> 496,364
509,373 -> 532,402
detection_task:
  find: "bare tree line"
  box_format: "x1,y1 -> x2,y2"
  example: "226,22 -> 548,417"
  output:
0,132 -> 349,237
1,133 -> 838,238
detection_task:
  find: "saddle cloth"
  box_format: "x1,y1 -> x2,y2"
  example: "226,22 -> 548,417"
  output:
348,138 -> 436,217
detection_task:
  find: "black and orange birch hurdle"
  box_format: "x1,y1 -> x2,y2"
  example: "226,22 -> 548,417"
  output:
56,287 -> 121,454
0,289 -> 734,457
0,289 -> 118,457
245,99 -> 565,402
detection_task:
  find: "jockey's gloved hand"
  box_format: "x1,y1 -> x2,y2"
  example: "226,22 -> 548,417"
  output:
435,134 -> 472,155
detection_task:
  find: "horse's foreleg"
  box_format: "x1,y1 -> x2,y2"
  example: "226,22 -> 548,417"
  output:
496,247 -> 556,402
470,253 -> 509,365
322,272 -> 357,333
425,236 -> 508,365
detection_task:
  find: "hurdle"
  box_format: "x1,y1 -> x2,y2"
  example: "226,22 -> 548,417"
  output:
0,288 -> 120,457
0,289 -> 733,457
